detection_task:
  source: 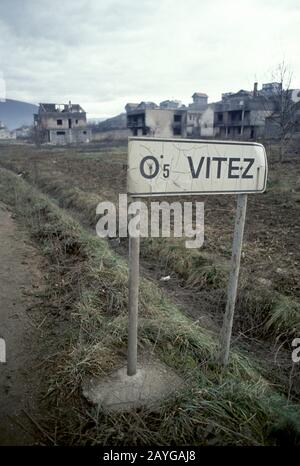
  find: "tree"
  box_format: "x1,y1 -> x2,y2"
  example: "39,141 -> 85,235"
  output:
264,61 -> 300,162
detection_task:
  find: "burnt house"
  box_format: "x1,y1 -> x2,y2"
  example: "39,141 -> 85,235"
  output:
126,105 -> 187,138
213,83 -> 276,140
34,102 -> 90,144
126,93 -> 214,138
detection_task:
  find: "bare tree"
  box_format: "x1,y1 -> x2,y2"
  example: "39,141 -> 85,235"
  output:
265,61 -> 299,162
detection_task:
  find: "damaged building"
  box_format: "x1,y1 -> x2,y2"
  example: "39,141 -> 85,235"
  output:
213,83 -> 288,140
186,93 -> 214,138
126,82 -> 299,141
34,102 -> 91,144
126,104 -> 186,138
126,93 -> 214,138
214,82 -> 300,140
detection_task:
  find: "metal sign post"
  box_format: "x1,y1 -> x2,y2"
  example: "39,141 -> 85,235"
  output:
127,202 -> 140,376
218,193 -> 247,366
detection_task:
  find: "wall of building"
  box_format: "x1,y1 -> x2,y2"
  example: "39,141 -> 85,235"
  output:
39,114 -> 86,130
199,107 -> 214,137
145,109 -> 178,137
91,129 -> 130,141
127,107 -> 215,139
249,110 -> 272,127
48,128 -> 91,144
186,111 -> 201,137
185,107 -> 214,138
214,107 -> 273,140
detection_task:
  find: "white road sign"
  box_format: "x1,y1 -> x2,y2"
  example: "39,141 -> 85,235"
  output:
127,137 -> 267,197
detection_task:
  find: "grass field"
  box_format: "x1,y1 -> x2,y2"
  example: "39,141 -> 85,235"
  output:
0,141 -> 300,445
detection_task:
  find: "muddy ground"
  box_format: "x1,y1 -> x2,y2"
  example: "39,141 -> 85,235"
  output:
0,201 -> 45,445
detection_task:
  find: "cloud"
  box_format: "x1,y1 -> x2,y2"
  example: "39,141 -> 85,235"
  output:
0,0 -> 299,117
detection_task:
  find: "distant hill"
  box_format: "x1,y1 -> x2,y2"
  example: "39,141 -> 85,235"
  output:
87,117 -> 107,124
0,99 -> 38,130
95,113 -> 127,132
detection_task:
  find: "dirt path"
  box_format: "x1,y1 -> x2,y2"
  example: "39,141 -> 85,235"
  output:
0,202 -> 44,445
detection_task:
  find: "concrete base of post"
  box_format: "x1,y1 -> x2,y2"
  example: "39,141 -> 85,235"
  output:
83,358 -> 183,413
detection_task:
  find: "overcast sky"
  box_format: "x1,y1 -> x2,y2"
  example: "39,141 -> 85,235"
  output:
0,0 -> 299,118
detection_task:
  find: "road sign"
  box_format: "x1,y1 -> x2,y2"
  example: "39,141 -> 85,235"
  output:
126,136 -> 268,374
127,137 -> 267,197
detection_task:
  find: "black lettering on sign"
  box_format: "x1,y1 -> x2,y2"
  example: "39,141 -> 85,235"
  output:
206,157 -> 211,179
187,156 -> 205,178
186,155 -> 256,180
140,156 -> 159,179
212,157 -> 227,178
163,164 -> 170,178
228,158 -> 240,178
242,158 -> 254,178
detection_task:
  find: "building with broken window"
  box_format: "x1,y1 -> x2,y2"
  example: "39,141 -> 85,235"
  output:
213,83 -> 279,140
34,102 -> 91,144
126,94 -> 214,138
125,83 -> 300,142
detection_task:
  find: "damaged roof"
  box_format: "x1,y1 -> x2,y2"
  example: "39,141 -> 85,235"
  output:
39,103 -> 85,113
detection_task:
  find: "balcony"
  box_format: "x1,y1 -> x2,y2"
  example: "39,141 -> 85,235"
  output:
127,119 -> 145,128
215,118 -> 251,127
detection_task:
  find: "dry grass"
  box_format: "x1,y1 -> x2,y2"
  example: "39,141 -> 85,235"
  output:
8,163 -> 299,347
0,166 -> 300,445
